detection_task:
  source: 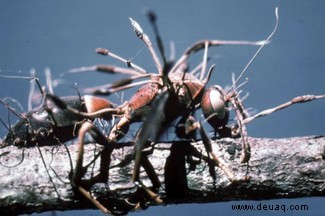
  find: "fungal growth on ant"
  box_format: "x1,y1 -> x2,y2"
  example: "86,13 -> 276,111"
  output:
0,7 -> 324,214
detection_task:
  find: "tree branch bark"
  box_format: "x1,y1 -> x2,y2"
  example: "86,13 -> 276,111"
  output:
0,136 -> 324,215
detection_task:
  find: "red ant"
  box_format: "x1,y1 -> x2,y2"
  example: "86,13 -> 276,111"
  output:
1,8 -> 324,214
63,8 -> 324,211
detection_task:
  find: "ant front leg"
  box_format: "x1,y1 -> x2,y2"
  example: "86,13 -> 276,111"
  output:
195,121 -> 236,182
201,86 -> 251,168
232,94 -> 325,164
230,96 -> 251,165
107,111 -> 131,142
107,80 -> 161,143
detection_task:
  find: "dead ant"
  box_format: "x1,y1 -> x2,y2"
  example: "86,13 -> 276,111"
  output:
0,72 -> 120,213
1,8 -> 324,214
0,74 -> 115,148
69,8 -> 324,209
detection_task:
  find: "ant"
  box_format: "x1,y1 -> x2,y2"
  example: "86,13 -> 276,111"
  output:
64,7 -> 324,211
1,8 -> 324,214
0,72 -> 120,213
0,75 -> 114,147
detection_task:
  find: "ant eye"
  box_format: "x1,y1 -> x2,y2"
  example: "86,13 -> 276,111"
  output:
208,88 -> 227,118
201,86 -> 229,130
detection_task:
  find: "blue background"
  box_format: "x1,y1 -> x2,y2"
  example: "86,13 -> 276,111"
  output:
0,0 -> 324,215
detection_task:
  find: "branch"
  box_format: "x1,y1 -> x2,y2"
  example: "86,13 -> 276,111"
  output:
0,136 -> 324,215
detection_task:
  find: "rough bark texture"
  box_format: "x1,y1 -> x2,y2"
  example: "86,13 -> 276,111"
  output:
0,136 -> 324,215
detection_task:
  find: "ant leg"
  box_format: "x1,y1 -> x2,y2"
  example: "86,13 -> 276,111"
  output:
230,96 -> 251,165
185,115 -> 236,182
132,142 -> 163,204
140,148 -> 161,190
46,94 -> 119,120
132,91 -> 169,182
130,91 -> 169,203
137,181 -> 163,204
98,78 -> 160,96
108,114 -> 131,142
197,122 -> 236,182
72,121 -> 112,214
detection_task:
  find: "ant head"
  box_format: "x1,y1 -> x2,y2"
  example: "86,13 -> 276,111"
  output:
1,118 -> 29,147
1,131 -> 15,147
201,85 -> 229,131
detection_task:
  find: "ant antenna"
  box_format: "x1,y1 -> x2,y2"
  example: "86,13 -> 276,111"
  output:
230,7 -> 279,90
